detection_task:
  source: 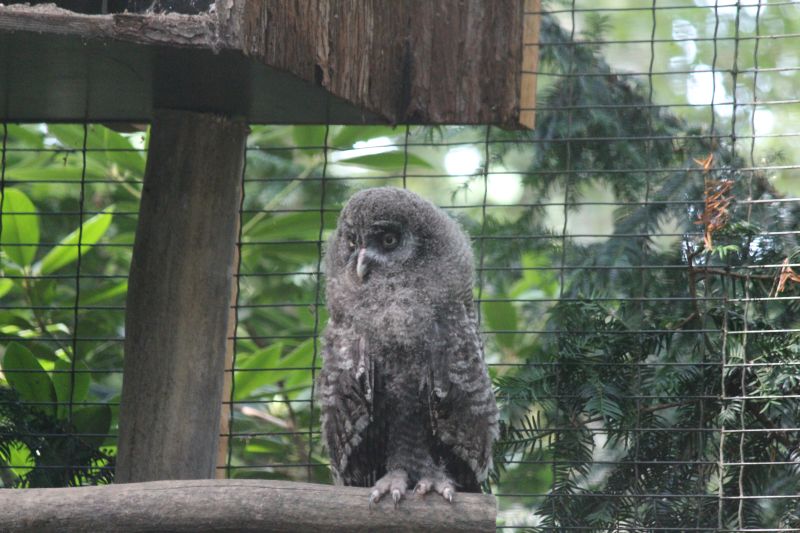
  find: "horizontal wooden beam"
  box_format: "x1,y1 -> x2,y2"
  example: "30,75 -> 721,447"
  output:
0,479 -> 497,532
0,1 -> 537,127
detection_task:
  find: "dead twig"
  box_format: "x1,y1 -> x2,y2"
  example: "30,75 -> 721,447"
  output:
693,153 -> 735,250
774,257 -> 800,296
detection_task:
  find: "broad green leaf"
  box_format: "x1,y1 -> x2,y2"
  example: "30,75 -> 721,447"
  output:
509,253 -> 559,299
44,124 -> 86,149
256,242 -> 321,263
281,339 -> 316,391
100,126 -> 146,175
482,300 -> 518,349
7,124 -> 44,148
36,207 -> 114,275
332,126 -> 401,149
47,124 -> 145,176
1,342 -> 56,417
245,211 -> 337,240
233,343 -> 284,400
79,281 -> 128,305
71,404 -> 112,449
244,438 -> 286,454
52,360 -> 91,420
291,126 -> 328,156
334,151 -> 432,170
5,441 -> 34,479
4,165 -> 104,182
0,188 -> 39,267
0,277 -> 13,299
247,125 -> 293,148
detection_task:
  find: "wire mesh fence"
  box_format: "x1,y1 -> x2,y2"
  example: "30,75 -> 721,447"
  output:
2,1 -> 800,531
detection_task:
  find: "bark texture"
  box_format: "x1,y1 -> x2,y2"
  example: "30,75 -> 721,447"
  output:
116,110 -> 246,483
0,479 -> 497,533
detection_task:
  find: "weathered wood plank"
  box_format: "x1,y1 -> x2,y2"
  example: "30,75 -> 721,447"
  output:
0,479 -> 497,533
0,4 -> 217,46
226,0 -> 526,127
116,109 -> 247,482
0,1 -> 537,127
521,0 -> 542,129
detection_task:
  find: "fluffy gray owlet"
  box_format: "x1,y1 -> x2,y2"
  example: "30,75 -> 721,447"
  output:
319,187 -> 499,505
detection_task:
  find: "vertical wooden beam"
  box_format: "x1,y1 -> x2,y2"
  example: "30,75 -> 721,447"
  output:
116,109 -> 247,483
520,0 -> 541,129
215,245 -> 240,479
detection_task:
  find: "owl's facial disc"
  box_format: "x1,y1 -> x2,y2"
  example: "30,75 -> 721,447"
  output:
348,220 -> 407,282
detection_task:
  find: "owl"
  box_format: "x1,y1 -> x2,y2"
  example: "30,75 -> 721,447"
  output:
319,187 -> 499,505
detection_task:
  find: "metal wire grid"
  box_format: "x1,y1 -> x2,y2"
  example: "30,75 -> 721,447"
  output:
0,1 -> 798,531
0,123 -> 138,486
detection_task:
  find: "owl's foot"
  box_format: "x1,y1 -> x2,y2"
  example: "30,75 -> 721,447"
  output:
414,473 -> 456,503
369,469 -> 408,508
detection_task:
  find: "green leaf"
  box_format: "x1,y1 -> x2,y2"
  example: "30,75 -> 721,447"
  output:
245,211 -> 337,240
0,277 -> 13,299
78,281 -> 128,305
509,253 -> 560,299
1,342 -> 56,417
233,343 -> 284,400
291,126 -> 328,156
0,188 -> 39,267
47,124 -> 145,176
5,441 -> 34,480
281,339 -> 316,391
334,151 -> 432,170
71,404 -> 112,449
52,360 -> 91,420
332,125 -> 401,149
253,242 -> 321,263
244,438 -> 286,454
4,166 -> 102,182
482,300 -> 518,349
35,207 -> 114,275
7,124 -> 45,148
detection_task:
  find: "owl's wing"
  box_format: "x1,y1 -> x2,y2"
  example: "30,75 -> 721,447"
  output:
429,301 -> 500,490
318,332 -> 385,487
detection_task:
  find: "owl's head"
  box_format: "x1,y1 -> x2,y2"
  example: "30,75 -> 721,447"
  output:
326,187 -> 472,287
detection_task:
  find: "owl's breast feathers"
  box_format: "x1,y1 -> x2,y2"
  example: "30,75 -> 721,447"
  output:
319,299 -> 499,490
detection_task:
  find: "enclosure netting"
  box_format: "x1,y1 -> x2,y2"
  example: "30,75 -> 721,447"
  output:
2,1 -> 800,531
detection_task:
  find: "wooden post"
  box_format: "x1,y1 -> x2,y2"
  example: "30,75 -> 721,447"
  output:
0,480 -> 497,533
116,110 -> 247,482
215,245 -> 240,479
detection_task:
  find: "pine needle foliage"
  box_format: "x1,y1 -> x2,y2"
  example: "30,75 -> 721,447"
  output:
489,12 -> 800,530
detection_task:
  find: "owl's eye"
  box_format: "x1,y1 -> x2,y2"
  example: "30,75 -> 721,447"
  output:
347,237 -> 357,251
382,232 -> 399,250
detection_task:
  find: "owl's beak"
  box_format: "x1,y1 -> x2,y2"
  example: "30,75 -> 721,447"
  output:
356,248 -> 369,279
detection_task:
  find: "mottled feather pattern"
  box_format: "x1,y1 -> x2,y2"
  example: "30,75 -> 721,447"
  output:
318,187 -> 499,503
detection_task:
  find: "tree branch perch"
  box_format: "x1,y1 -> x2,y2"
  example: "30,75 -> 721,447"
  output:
0,479 -> 497,533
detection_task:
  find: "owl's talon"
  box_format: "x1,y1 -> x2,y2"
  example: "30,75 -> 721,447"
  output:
368,469 -> 408,507
369,490 -> 380,507
443,487 -> 454,503
417,474 -> 457,503
414,480 -> 432,496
